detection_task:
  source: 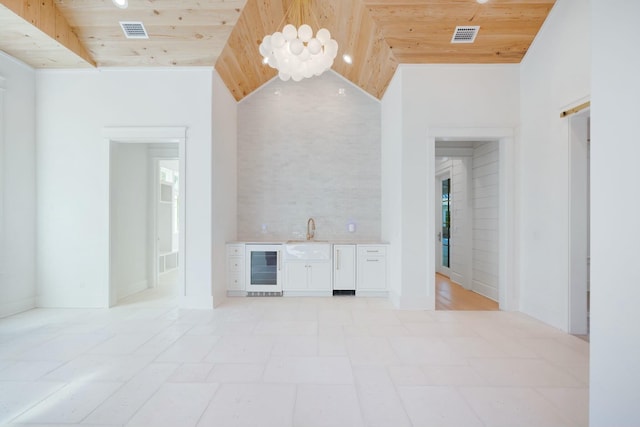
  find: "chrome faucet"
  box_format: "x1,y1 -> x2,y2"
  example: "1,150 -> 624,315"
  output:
306,217 -> 316,240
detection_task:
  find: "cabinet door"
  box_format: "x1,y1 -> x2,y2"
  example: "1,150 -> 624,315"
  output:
333,245 -> 356,290
358,257 -> 386,290
308,261 -> 332,291
284,263 -> 308,290
357,245 -> 387,291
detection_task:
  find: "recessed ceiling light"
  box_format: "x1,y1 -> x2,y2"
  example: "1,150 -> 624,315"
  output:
342,54 -> 353,64
476,0 -> 489,3
112,0 -> 128,9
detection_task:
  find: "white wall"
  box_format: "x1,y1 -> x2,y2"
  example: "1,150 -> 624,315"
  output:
472,141 -> 499,300
380,71 -> 403,302
0,53 -> 36,317
590,1 -> 640,424
110,143 -> 149,300
211,70 -> 238,306
519,0 -> 590,330
384,64 -> 519,309
36,68 -> 214,308
237,71 -> 381,242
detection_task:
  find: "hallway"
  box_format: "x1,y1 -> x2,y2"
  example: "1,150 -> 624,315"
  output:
436,273 -> 499,311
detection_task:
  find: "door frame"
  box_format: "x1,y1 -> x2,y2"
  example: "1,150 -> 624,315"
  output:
427,127 -> 517,311
104,126 -> 187,307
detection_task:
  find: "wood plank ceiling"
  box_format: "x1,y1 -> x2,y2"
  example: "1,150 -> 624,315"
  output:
0,0 -> 555,101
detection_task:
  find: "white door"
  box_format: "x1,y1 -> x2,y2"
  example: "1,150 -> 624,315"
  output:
333,245 -> 356,290
435,172 -> 451,277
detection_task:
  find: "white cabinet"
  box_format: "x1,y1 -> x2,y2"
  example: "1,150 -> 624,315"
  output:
226,244 -> 245,295
284,261 -> 332,295
284,262 -> 308,290
357,245 -> 388,295
333,244 -> 356,291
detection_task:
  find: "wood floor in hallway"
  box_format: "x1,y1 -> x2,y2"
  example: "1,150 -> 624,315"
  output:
436,273 -> 499,311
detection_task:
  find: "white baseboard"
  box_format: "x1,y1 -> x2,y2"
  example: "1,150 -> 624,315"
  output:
472,280 -> 498,301
356,290 -> 389,298
118,279 -> 149,301
451,272 -> 467,288
226,291 -> 247,297
0,296 -> 36,318
390,292 -> 434,310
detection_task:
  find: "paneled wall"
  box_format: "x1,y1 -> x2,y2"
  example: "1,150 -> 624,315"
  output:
472,141 -> 499,300
450,158 -> 472,289
237,71 -> 381,241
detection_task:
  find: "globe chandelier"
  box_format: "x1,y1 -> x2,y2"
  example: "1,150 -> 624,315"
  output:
259,0 -> 338,82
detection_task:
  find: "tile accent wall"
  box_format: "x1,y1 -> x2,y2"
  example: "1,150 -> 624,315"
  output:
237,72 -> 381,241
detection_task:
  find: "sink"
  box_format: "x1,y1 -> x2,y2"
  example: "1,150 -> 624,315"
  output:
286,239 -> 328,243
284,242 -> 331,260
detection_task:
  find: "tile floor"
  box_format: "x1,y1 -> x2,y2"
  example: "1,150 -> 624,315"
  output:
0,289 -> 589,427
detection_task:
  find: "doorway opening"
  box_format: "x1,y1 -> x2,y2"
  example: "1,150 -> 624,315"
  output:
104,127 -> 186,308
436,171 -> 451,277
154,158 -> 180,298
434,142 -> 500,311
569,111 -> 590,338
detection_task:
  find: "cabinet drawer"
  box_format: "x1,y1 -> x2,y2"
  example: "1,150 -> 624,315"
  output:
358,245 -> 387,257
227,244 -> 245,257
227,272 -> 244,291
228,257 -> 244,272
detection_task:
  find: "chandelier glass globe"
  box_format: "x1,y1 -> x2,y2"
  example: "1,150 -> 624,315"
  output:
259,24 -> 339,82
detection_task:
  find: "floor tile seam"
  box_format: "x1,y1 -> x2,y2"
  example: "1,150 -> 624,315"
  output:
89,331 -> 160,356
452,384 -> 526,427
106,374 -> 177,426
459,358 -> 551,387
146,327 -> 194,363
380,365 -> 422,427
533,386 -> 587,426
2,334 -> 65,359
399,383 -> 488,427
0,359 -> 63,377
352,380 -> 394,427
3,380 -> 68,425
456,353 -> 552,360
192,382 -> 223,427
77,379 -> 133,425
538,360 -> 590,388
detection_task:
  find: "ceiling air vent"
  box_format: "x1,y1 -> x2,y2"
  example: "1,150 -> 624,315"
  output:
119,21 -> 149,39
451,26 -> 480,43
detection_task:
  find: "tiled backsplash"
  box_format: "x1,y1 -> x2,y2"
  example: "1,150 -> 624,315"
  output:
237,72 -> 381,241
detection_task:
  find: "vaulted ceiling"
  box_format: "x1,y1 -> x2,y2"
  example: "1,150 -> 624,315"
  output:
0,0 -> 555,101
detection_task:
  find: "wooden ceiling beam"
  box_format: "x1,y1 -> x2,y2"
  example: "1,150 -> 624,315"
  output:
0,0 -> 95,66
